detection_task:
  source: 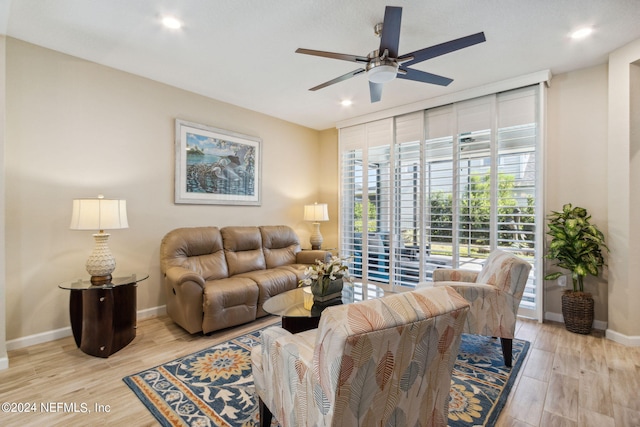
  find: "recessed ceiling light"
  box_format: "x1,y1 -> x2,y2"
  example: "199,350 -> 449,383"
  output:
162,16 -> 183,30
570,27 -> 593,40
341,100 -> 353,107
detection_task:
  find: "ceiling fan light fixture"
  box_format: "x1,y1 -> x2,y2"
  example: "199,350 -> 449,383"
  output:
368,64 -> 397,84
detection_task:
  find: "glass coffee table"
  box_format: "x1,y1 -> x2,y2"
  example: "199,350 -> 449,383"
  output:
263,282 -> 385,333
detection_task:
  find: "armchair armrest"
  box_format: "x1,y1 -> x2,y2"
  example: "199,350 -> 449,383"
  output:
165,266 -> 205,289
432,268 -> 479,283
254,326 -> 317,424
296,250 -> 331,265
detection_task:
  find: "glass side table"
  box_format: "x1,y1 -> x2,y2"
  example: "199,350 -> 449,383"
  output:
58,273 -> 149,358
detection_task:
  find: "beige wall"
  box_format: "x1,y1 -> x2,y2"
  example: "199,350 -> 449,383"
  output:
0,35 -> 7,368
607,38 -> 640,342
318,127 -> 339,251
545,64 -> 609,323
4,39 -> 327,343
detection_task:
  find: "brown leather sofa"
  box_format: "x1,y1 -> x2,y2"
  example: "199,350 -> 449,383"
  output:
160,225 -> 329,334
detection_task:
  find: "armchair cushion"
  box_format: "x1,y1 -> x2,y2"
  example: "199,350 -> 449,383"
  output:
475,249 -> 531,298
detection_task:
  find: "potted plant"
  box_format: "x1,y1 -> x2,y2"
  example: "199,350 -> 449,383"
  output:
544,203 -> 608,334
300,255 -> 353,302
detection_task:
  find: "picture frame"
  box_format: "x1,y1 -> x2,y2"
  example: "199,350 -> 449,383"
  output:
174,119 -> 261,205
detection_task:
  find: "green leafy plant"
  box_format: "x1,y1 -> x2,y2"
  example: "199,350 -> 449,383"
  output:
544,203 -> 608,292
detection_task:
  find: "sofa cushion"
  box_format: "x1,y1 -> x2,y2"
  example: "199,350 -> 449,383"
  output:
260,225 -> 301,268
237,268 -> 298,317
202,277 -> 259,334
276,264 -> 308,282
160,227 -> 228,280
222,226 -> 266,276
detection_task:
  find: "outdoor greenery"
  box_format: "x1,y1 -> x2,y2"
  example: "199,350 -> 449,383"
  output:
543,203 -> 608,293
430,174 -> 535,247
353,172 -> 535,250
353,197 -> 378,233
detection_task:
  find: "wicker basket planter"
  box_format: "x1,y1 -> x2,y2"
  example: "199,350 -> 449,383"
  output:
561,291 -> 594,334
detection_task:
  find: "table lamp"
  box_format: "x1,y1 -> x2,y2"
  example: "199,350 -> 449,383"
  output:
304,202 -> 328,249
70,195 -> 128,284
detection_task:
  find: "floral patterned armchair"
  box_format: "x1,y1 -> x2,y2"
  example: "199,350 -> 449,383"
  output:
250,285 -> 470,427
429,249 -> 532,367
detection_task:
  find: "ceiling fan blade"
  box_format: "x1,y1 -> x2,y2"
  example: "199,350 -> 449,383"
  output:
296,48 -> 369,64
398,32 -> 486,67
369,81 -> 383,103
379,6 -> 402,58
397,68 -> 453,86
309,68 -> 366,91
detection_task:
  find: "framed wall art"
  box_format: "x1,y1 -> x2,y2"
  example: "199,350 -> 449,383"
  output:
174,119 -> 261,205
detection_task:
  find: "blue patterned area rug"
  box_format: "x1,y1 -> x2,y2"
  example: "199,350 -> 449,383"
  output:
123,329 -> 528,427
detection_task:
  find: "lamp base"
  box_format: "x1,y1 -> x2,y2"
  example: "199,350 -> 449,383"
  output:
86,232 -> 116,284
309,222 -> 323,250
90,274 -> 113,285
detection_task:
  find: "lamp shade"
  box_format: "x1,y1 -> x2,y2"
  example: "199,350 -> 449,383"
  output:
304,203 -> 329,222
70,196 -> 128,231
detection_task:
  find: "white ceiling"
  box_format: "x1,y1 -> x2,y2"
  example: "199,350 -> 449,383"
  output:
2,0 -> 640,130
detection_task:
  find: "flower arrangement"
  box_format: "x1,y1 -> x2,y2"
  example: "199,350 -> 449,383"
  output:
299,255 -> 353,296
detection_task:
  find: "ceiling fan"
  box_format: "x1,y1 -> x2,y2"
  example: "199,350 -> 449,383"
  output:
296,6 -> 486,102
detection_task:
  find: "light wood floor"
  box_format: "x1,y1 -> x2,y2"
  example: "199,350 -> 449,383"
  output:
0,315 -> 638,427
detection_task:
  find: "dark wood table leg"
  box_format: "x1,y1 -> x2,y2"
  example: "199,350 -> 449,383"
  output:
258,398 -> 273,427
281,315 -> 320,334
69,289 -> 83,348
111,283 -> 137,354
80,288 -> 115,357
77,284 -> 137,358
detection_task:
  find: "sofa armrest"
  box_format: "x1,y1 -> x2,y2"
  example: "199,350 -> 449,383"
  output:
432,268 -> 479,283
165,266 -> 205,289
296,250 -> 331,265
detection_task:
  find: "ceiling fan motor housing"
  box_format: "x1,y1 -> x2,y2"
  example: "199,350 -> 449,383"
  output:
366,51 -> 399,83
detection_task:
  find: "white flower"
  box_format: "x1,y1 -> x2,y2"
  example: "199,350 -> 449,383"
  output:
298,255 -> 353,288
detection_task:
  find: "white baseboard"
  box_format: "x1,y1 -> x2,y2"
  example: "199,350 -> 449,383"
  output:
0,354 -> 8,370
138,304 -> 166,320
6,326 -> 72,351
605,328 -> 640,347
5,305 -> 167,352
544,311 -> 608,331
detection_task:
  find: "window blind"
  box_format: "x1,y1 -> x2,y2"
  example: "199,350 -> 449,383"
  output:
339,85 -> 541,318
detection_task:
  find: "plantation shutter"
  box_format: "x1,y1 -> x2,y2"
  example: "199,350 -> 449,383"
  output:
496,87 -> 539,315
456,96 -> 495,269
339,85 -> 542,318
424,106 -> 456,276
340,124 -> 364,282
394,112 -> 424,285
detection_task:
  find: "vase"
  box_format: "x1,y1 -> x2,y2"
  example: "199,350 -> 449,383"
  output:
310,277 -> 344,302
561,291 -> 594,334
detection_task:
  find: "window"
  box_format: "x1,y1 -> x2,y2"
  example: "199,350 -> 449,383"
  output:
339,86 -> 542,318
